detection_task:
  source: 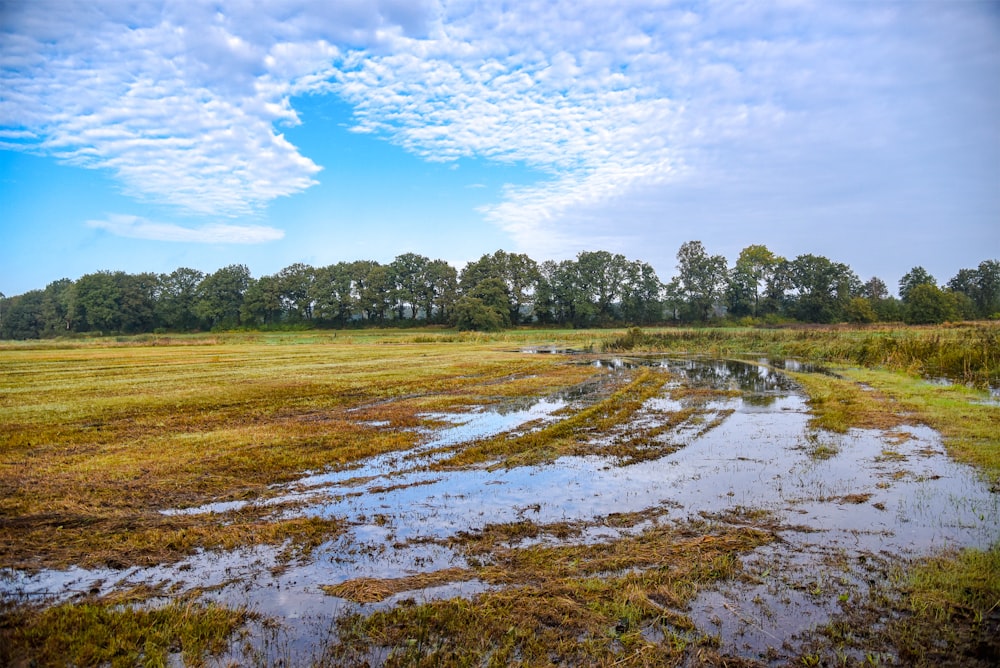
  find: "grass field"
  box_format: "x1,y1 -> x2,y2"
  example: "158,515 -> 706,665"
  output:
1,325 -> 997,666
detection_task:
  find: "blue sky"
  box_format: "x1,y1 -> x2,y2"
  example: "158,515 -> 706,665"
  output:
1,0 -> 998,298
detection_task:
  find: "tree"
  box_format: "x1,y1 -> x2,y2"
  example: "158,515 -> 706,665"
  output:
620,260 -> 663,324
390,253 -> 431,320
424,259 -> 458,323
74,271 -> 123,332
949,260 -> 1000,318
462,277 -> 512,328
453,296 -> 506,332
157,268 -> 204,331
40,278 -> 76,333
574,251 -> 630,323
786,254 -> 859,323
311,263 -> 356,325
241,275 -> 283,326
972,260 -> 1000,317
899,266 -> 936,302
355,262 -> 393,322
729,245 -> 780,317
859,276 -> 895,322
117,272 -> 158,333
904,283 -> 958,324
535,259 -> 595,326
195,264 -> 250,328
675,241 -> 728,322
843,297 -> 877,324
276,263 -> 315,320
862,277 -> 888,302
460,250 -> 540,324
0,290 -> 44,339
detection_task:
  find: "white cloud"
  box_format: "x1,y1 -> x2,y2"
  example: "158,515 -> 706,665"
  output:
87,214 -> 284,244
0,0 -> 436,216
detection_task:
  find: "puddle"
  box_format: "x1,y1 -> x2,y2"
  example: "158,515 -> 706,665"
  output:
925,376 -> 1000,406
2,358 -> 997,664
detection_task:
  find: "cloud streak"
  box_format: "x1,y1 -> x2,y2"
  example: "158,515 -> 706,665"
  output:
87,214 -> 284,244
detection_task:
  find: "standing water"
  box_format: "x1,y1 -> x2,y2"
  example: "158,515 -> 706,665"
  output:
2,357 -> 997,664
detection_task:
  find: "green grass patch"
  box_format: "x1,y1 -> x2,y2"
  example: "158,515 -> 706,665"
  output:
0,599 -> 251,668
839,368 -> 1000,486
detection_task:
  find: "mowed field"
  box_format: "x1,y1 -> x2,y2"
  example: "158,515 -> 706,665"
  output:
1,326 -> 998,666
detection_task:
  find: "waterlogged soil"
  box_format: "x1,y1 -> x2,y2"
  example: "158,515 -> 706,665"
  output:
3,356 -> 999,664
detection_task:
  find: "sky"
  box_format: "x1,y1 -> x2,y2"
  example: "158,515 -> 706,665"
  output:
1,0 -> 998,298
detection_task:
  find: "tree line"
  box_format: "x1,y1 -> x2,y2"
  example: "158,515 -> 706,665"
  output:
1,243 -> 998,339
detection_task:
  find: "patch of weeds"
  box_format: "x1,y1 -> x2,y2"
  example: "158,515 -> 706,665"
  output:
840,367 -> 1000,487
328,519 -> 776,666
0,509 -> 344,571
803,432 -> 840,460
437,367 -> 673,468
794,544 -> 1000,667
0,598 -> 251,667
835,493 -> 873,505
790,371 -> 907,434
322,567 -> 477,604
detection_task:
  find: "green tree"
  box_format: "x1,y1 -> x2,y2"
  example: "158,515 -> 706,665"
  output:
390,253 -> 431,320
899,266 -> 936,302
40,278 -> 76,334
453,296 -> 506,332
311,263 -> 356,325
460,250 -> 540,324
0,290 -> 45,339
620,260 -> 663,324
241,275 -> 283,326
118,272 -> 158,333
972,260 -> 1000,317
355,262 -> 393,322
74,271 -> 123,332
424,259 -> 458,323
276,263 -> 315,320
843,297 -> 877,324
535,259 -> 596,326
194,264 -> 250,328
156,268 -> 204,331
949,260 -> 1000,318
675,241 -> 728,322
574,251 -> 630,323
862,277 -> 889,301
462,277 -> 512,328
729,245 -> 780,317
786,254 -> 859,323
904,283 -> 958,324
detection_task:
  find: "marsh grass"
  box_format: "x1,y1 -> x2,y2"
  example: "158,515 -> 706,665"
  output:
788,371 -> 907,434
607,323 -> 1000,387
321,567 -> 477,604
0,598 -> 251,668
604,323 -> 1000,665
799,545 -> 1000,667
839,368 -> 1000,487
329,517 -> 774,666
435,366 -> 732,469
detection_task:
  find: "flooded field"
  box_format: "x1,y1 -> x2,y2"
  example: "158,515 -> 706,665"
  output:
3,345 -> 997,665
